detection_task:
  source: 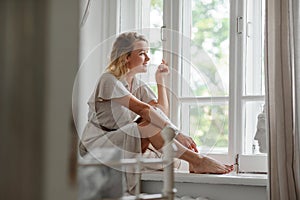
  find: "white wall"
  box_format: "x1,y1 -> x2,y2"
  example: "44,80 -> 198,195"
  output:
74,0 -> 119,138
142,180 -> 267,200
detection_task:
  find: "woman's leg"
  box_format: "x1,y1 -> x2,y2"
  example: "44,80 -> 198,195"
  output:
138,122 -> 233,174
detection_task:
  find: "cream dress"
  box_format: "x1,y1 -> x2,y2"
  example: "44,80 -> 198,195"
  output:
80,72 -> 157,193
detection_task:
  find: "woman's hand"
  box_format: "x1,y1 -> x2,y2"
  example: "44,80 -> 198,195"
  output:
155,60 -> 169,85
175,133 -> 198,152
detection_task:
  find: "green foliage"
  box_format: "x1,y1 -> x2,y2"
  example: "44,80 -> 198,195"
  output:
191,0 -> 229,96
148,0 -> 230,149
189,0 -> 229,149
151,0 -> 163,12
189,104 -> 228,148
192,0 -> 229,53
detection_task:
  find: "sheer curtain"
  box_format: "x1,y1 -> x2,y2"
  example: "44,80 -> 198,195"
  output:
76,0 -> 119,137
265,0 -> 300,199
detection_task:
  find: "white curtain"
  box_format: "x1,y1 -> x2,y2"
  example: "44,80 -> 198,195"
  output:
265,0 -> 300,199
76,0 -> 119,137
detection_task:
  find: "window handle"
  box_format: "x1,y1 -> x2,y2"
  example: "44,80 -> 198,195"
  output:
235,154 -> 240,174
237,17 -> 243,34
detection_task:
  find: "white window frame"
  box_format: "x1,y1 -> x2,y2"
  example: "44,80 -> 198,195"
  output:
118,0 -> 267,172
163,0 -> 267,172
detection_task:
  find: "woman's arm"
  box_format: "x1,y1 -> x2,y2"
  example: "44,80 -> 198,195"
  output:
114,88 -> 198,152
112,94 -> 169,130
150,60 -> 170,115
151,61 -> 198,152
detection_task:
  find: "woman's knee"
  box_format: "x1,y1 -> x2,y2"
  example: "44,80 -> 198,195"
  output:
137,120 -> 161,138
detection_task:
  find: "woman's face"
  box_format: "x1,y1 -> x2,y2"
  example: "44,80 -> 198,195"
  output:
126,41 -> 150,74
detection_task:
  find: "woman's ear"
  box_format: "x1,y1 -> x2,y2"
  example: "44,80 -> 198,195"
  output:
122,55 -> 129,66
126,53 -> 130,62
125,54 -> 131,64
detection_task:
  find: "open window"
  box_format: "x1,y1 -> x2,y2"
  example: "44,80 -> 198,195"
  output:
119,0 -> 267,173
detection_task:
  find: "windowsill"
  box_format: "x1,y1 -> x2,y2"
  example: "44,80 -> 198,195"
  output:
141,170 -> 268,187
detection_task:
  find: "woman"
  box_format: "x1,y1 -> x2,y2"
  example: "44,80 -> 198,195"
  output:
80,32 -> 233,193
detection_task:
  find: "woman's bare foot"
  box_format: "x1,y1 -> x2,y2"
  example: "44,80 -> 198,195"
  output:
189,155 -> 234,174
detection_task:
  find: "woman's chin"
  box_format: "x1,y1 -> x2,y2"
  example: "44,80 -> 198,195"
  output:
141,67 -> 147,73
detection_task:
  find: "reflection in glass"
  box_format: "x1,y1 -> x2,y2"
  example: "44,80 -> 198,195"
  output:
185,103 -> 229,154
244,101 -> 266,154
254,105 -> 267,153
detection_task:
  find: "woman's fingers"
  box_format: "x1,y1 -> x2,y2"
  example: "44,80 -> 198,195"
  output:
186,136 -> 198,152
190,142 -> 198,152
158,64 -> 169,72
158,59 -> 169,72
175,133 -> 199,152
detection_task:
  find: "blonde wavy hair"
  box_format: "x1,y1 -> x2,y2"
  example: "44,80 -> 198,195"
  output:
106,32 -> 148,79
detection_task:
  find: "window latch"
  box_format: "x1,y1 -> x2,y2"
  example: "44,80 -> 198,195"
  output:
235,154 -> 240,174
236,17 -> 243,34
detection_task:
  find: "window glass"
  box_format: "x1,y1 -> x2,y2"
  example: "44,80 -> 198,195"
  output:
180,0 -> 230,154
183,103 -> 229,154
244,101 -> 266,154
244,0 -> 265,96
182,0 -> 230,97
243,0 -> 266,157
120,0 -> 267,171
138,0 -> 164,94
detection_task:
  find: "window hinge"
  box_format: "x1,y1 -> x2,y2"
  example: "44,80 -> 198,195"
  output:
246,21 -> 252,38
161,25 -> 166,41
236,17 -> 243,34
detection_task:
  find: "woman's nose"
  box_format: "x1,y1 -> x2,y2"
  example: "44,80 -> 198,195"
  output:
145,54 -> 150,61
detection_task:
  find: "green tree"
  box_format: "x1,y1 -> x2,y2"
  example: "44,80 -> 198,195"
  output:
190,0 -> 229,149
148,0 -> 230,149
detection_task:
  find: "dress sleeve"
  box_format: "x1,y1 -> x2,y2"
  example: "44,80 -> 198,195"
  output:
96,73 -> 130,100
133,79 -> 157,103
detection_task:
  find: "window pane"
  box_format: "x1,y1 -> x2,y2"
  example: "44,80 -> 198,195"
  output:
182,0 -> 230,97
149,0 -> 163,28
244,0 -> 265,95
138,0 -> 164,94
183,103 -> 229,154
243,0 -> 266,157
244,101 -> 266,154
